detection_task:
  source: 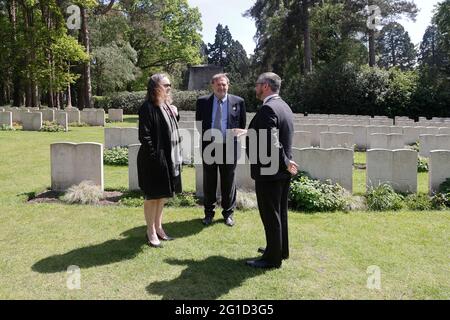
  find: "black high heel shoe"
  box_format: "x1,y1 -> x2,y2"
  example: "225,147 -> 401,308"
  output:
146,233 -> 163,248
157,233 -> 175,241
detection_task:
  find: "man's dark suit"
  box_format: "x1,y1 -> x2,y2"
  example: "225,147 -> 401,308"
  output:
246,95 -> 294,267
196,93 -> 246,220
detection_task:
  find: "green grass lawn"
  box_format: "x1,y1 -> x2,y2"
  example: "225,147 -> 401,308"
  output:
0,123 -> 449,299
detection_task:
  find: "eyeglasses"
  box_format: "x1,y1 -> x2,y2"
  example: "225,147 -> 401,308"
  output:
162,84 -> 172,88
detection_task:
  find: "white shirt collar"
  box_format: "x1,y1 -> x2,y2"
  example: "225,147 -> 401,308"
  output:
263,94 -> 279,105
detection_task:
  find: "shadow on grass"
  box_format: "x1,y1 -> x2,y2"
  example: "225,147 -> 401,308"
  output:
32,219 -> 205,273
146,256 -> 268,299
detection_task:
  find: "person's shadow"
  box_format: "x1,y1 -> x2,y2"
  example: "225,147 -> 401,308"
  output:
146,256 -> 268,300
32,219 -> 205,273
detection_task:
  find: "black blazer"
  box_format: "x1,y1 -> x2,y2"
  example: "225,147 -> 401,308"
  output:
246,96 -> 294,181
195,93 -> 246,159
137,101 -> 181,198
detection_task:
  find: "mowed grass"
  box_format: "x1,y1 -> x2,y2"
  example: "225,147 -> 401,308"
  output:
0,119 -> 449,299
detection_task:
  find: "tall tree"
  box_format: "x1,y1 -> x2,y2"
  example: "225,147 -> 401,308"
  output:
207,24 -> 250,80
127,0 -> 202,74
364,0 -> 417,67
418,25 -> 445,68
434,0 -> 450,74
377,22 -> 416,70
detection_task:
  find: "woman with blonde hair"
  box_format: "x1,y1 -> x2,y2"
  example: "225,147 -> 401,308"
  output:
137,73 -> 182,247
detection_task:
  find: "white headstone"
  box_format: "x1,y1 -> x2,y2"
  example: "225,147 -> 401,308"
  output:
108,109 -> 123,122
80,109 -> 105,126
51,142 -> 104,191
292,147 -> 353,192
128,144 -> 140,191
0,111 -> 12,127
429,150 -> 450,194
320,132 -> 354,149
66,108 -> 80,124
369,133 -> 404,150
366,149 -> 417,193
21,112 -> 43,131
56,111 -> 68,132
41,109 -> 55,122
104,127 -> 139,149
419,134 -> 450,157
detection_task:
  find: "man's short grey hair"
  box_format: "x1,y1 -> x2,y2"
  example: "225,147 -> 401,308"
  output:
257,72 -> 282,93
211,73 -> 230,84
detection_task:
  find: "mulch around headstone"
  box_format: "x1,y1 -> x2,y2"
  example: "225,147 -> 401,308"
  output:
28,190 -> 124,205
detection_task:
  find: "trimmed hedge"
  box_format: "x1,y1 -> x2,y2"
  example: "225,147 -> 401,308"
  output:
94,89 -> 210,114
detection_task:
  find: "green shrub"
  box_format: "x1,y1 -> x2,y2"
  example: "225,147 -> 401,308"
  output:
431,193 -> 450,210
417,156 -> 429,172
107,91 -> 146,114
0,124 -> 15,131
119,191 -> 197,208
366,184 -> 404,211
172,90 -> 209,111
119,191 -> 144,207
93,95 -> 112,110
408,141 -> 419,152
404,194 -> 432,211
166,192 -> 197,207
40,121 -> 65,132
104,147 -> 128,166
289,173 -> 351,212
61,181 -> 104,205
69,122 -> 89,127
105,89 -> 209,114
438,178 -> 450,194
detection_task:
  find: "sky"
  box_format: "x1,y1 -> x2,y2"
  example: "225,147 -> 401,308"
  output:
187,0 -> 443,56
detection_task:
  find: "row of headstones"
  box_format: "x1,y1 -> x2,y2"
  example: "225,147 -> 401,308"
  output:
178,111 -> 450,127
192,148 -> 450,196
104,127 -> 450,167
293,118 -> 450,128
291,124 -> 450,149
297,114 -> 450,123
0,107 -> 124,127
0,110 -> 68,131
104,127 -> 199,164
176,121 -> 450,145
50,143 -> 450,198
294,131 -> 450,157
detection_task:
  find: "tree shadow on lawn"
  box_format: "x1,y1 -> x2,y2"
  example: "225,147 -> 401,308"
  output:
32,218 -> 205,273
146,256 -> 269,300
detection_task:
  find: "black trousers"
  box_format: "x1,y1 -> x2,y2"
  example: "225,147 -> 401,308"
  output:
255,178 -> 290,266
202,161 -> 237,219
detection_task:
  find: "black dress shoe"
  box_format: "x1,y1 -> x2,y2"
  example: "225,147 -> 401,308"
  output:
157,233 -> 175,241
224,216 -> 234,227
202,216 -> 213,226
246,259 -> 280,269
257,247 -> 289,260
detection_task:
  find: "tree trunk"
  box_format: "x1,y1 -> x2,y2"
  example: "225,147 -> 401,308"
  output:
369,29 -> 376,67
302,0 -> 312,74
81,7 -> 92,108
9,0 -> 22,106
25,82 -> 31,107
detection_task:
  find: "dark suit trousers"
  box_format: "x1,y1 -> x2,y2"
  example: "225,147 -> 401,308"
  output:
255,178 -> 290,266
202,145 -> 237,219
